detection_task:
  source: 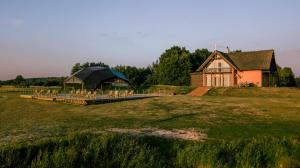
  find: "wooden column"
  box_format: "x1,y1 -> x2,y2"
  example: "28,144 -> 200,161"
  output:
211,74 -> 212,87
203,72 -> 206,87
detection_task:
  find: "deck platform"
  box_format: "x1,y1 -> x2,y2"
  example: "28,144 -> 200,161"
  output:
20,94 -> 158,105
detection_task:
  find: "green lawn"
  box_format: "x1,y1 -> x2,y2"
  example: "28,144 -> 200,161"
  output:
1,87 -> 300,144
1,87 -> 300,167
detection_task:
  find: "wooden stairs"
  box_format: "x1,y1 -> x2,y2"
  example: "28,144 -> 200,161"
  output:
187,87 -> 210,96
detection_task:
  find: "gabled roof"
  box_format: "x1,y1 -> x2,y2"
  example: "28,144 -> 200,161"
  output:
226,50 -> 274,70
64,67 -> 129,90
197,49 -> 275,71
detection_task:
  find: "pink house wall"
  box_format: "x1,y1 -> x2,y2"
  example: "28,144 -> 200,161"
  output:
237,70 -> 262,87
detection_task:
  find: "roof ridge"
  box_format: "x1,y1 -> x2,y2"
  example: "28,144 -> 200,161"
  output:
229,49 -> 274,54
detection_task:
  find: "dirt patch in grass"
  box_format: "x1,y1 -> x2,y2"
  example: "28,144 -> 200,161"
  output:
106,128 -> 207,141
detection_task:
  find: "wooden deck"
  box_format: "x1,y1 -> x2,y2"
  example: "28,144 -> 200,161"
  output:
20,94 -> 159,105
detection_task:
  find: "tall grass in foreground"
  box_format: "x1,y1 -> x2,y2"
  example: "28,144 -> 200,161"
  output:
1,132 -> 300,168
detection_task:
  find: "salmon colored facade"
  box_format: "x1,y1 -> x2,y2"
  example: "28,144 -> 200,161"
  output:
237,70 -> 262,87
191,50 -> 278,87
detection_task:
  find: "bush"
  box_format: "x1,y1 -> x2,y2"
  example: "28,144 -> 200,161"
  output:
1,132 -> 300,168
176,138 -> 300,168
0,133 -> 163,168
239,82 -> 256,88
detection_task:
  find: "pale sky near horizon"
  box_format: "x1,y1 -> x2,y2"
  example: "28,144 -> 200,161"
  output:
0,0 -> 300,80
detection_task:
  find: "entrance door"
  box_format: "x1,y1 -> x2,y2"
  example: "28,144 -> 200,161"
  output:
206,74 -> 231,87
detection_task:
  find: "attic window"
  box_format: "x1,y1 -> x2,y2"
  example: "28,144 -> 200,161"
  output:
218,62 -> 222,72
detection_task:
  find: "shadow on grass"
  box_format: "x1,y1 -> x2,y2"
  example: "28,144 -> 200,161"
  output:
145,113 -> 198,125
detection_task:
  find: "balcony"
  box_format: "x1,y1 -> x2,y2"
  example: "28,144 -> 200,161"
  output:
204,68 -> 232,73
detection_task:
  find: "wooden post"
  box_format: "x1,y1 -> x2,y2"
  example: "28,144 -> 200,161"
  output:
203,73 -> 206,87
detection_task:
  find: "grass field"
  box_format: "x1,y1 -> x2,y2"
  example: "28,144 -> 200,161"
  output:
1,87 -> 300,167
1,87 -> 300,144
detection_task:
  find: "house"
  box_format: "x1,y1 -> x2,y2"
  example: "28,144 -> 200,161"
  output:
64,67 -> 130,90
190,49 -> 278,87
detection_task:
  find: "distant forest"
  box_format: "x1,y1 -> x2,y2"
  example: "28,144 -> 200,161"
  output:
0,76 -> 66,87
0,46 -> 299,87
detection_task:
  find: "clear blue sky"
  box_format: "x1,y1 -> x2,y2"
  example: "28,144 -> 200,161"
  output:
0,0 -> 299,80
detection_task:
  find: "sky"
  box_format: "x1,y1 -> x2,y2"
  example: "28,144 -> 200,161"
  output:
0,0 -> 300,80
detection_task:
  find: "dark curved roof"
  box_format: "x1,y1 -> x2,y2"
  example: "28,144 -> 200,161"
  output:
65,67 -> 129,89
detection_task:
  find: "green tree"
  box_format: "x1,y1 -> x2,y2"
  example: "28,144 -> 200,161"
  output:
296,76 -> 300,88
189,48 -> 211,72
113,65 -> 153,87
277,65 -> 296,86
71,62 -> 109,74
154,46 -> 191,86
71,63 -> 81,74
14,75 -> 25,85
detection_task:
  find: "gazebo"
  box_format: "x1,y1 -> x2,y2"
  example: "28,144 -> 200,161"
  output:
64,67 -> 130,91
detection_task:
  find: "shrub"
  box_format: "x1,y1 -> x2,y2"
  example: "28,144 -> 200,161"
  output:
239,82 -> 256,88
1,133 -> 300,168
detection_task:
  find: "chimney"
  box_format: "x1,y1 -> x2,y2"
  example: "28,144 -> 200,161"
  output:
226,46 -> 231,53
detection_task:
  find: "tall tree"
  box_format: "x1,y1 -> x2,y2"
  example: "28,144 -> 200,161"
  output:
189,48 -> 211,72
277,65 -> 296,86
14,75 -> 25,85
154,46 -> 191,86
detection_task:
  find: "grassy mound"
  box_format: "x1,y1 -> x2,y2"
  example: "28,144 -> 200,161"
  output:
1,132 -> 300,168
143,85 -> 194,95
205,87 -> 300,98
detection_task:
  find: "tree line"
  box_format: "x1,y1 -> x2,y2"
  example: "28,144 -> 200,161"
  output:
68,46 -> 299,87
68,46 -> 211,87
0,45 -> 299,87
0,75 -> 66,87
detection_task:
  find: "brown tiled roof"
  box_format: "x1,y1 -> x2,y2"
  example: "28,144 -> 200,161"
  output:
226,50 -> 274,70
196,49 -> 275,72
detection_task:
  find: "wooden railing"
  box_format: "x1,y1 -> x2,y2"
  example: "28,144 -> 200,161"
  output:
204,68 -> 231,73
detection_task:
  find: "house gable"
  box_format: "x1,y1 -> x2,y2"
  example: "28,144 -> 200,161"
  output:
207,57 -> 231,69
64,76 -> 83,84
196,51 -> 237,72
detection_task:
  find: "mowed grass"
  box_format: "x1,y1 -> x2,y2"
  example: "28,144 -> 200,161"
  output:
1,87 -> 300,145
